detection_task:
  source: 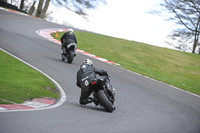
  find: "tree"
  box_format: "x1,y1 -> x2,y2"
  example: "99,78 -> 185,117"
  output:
39,0 -> 51,19
151,0 -> 200,54
19,0 -> 25,10
54,0 -> 106,15
28,1 -> 36,15
36,0 -> 44,17
33,0 -> 106,19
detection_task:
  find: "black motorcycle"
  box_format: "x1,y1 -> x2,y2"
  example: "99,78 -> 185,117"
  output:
90,76 -> 115,112
62,43 -> 77,64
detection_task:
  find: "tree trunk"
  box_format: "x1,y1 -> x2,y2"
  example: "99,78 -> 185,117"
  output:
36,0 -> 44,17
192,27 -> 198,53
192,39 -> 197,53
28,1 -> 36,15
40,0 -> 51,19
198,47 -> 200,55
19,0 -> 25,10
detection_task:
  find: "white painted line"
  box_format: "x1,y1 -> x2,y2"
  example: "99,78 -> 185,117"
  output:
0,107 -> 6,111
21,101 -> 50,108
111,61 -> 200,98
0,48 -> 66,112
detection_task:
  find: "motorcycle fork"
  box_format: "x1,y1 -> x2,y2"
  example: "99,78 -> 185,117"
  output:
103,85 -> 115,103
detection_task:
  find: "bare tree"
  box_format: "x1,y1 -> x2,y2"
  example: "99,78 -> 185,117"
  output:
53,0 -> 106,15
33,0 -> 106,19
39,0 -> 51,19
36,0 -> 44,17
151,0 -> 200,54
28,1 -> 36,15
19,0 -> 25,10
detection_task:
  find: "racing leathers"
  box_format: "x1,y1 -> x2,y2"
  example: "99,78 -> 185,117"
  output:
76,64 -> 108,105
60,31 -> 77,52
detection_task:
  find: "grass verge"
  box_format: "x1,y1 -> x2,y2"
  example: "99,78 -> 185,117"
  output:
0,50 -> 58,104
52,31 -> 200,96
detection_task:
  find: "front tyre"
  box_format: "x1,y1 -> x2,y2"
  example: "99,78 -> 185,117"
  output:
67,50 -> 74,64
97,90 -> 114,112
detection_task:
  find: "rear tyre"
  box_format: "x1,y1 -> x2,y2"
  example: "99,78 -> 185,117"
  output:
67,50 -> 74,64
97,90 -> 114,112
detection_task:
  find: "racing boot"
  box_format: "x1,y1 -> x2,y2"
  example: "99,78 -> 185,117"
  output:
92,97 -> 99,106
80,97 -> 93,106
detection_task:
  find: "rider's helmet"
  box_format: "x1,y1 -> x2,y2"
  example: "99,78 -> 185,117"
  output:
68,28 -> 74,33
83,59 -> 93,66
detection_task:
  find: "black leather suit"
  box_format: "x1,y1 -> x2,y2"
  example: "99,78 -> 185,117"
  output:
60,31 -> 77,50
76,64 -> 108,105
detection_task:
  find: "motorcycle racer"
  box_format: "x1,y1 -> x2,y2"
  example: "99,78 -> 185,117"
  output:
76,59 -> 109,105
60,28 -> 77,54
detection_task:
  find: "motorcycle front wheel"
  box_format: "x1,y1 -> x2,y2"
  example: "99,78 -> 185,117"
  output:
97,90 -> 114,112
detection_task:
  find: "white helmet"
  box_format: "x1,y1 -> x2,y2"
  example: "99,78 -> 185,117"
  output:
83,59 -> 93,66
68,28 -> 74,33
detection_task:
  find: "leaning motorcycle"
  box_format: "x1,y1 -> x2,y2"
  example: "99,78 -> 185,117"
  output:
62,43 -> 77,64
89,75 -> 115,112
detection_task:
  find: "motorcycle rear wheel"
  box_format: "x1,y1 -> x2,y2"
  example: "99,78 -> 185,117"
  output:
67,50 -> 74,63
97,90 -> 114,112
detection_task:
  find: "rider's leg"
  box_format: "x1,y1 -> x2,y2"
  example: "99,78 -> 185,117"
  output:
61,42 -> 68,53
79,89 -> 92,105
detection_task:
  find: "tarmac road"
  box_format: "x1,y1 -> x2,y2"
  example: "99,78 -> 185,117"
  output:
0,9 -> 200,133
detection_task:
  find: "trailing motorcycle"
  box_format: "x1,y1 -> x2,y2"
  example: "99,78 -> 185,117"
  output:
90,75 -> 115,112
62,43 -> 77,64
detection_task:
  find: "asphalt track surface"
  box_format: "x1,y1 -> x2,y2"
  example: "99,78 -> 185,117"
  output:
0,9 -> 200,133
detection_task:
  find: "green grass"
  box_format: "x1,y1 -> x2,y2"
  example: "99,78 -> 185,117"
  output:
52,31 -> 200,96
0,50 -> 58,104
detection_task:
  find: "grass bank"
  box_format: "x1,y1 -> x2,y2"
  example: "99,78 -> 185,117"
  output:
52,31 -> 200,96
0,50 -> 58,104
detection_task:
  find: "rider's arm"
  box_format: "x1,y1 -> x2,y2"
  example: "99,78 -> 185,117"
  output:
60,33 -> 65,43
76,81 -> 81,88
94,67 -> 108,76
76,71 -> 81,88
